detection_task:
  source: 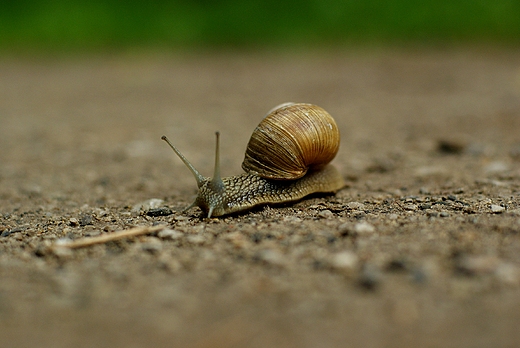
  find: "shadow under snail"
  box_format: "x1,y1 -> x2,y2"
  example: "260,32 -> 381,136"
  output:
161,102 -> 345,218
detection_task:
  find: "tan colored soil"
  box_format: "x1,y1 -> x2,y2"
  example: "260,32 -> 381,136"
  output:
1,47 -> 520,347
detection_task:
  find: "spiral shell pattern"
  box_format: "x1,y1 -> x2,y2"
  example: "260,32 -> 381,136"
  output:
242,103 -> 340,180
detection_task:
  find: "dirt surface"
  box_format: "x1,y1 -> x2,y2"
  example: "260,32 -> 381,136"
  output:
1,47 -> 520,347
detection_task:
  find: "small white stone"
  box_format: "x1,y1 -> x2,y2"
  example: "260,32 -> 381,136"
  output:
54,237 -> 73,246
354,222 -> 375,234
331,251 -> 358,272
257,249 -> 285,266
51,243 -> 73,258
347,202 -> 365,210
318,210 -> 334,218
158,228 -> 183,240
132,198 -> 165,213
490,205 -> 505,213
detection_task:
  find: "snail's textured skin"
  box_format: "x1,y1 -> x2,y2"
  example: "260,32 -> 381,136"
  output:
195,164 -> 344,217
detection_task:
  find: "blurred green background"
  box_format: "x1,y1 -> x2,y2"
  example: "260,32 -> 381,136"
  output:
1,0 -> 519,51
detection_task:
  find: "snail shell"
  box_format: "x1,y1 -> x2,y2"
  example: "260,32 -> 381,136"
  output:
242,103 -> 340,180
161,102 -> 344,218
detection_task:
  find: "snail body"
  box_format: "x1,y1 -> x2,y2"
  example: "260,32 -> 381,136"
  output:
162,103 -> 344,218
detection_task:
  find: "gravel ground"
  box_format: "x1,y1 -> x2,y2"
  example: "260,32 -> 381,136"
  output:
1,47 -> 520,347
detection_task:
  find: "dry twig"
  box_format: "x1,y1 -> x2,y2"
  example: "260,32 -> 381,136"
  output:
53,225 -> 166,249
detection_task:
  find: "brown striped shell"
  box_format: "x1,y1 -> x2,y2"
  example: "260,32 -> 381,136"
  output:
242,103 -> 340,180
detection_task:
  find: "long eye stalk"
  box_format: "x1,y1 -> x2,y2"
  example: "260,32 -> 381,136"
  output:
207,131 -> 225,218
161,135 -> 205,187
209,131 -> 225,192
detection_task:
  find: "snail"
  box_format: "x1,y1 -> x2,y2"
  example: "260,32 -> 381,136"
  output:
161,102 -> 344,218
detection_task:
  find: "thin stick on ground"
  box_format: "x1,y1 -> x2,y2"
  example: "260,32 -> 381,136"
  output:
53,225 -> 166,249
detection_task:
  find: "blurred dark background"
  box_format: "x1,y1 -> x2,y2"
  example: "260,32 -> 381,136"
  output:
1,0 -> 520,52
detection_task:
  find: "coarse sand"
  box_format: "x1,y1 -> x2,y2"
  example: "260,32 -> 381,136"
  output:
1,47 -> 520,347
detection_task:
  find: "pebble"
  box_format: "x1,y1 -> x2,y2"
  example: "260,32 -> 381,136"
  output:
318,210 -> 334,219
132,198 -> 165,213
419,203 -> 432,210
347,202 -> 365,210
456,255 -> 500,275
69,218 -> 79,227
403,204 -> 418,211
186,234 -> 206,245
1,230 -> 12,237
141,238 -> 163,253
54,238 -> 73,246
79,214 -> 93,226
93,208 -> 109,217
338,222 -> 376,237
354,222 -> 375,235
330,251 -> 358,273
158,228 -> 184,240
103,225 -> 117,232
490,205 -> 505,213
439,212 -> 450,217
255,249 -> 285,267
51,245 -> 74,259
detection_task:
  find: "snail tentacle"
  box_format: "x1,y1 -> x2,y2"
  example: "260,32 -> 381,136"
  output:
161,135 -> 205,187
